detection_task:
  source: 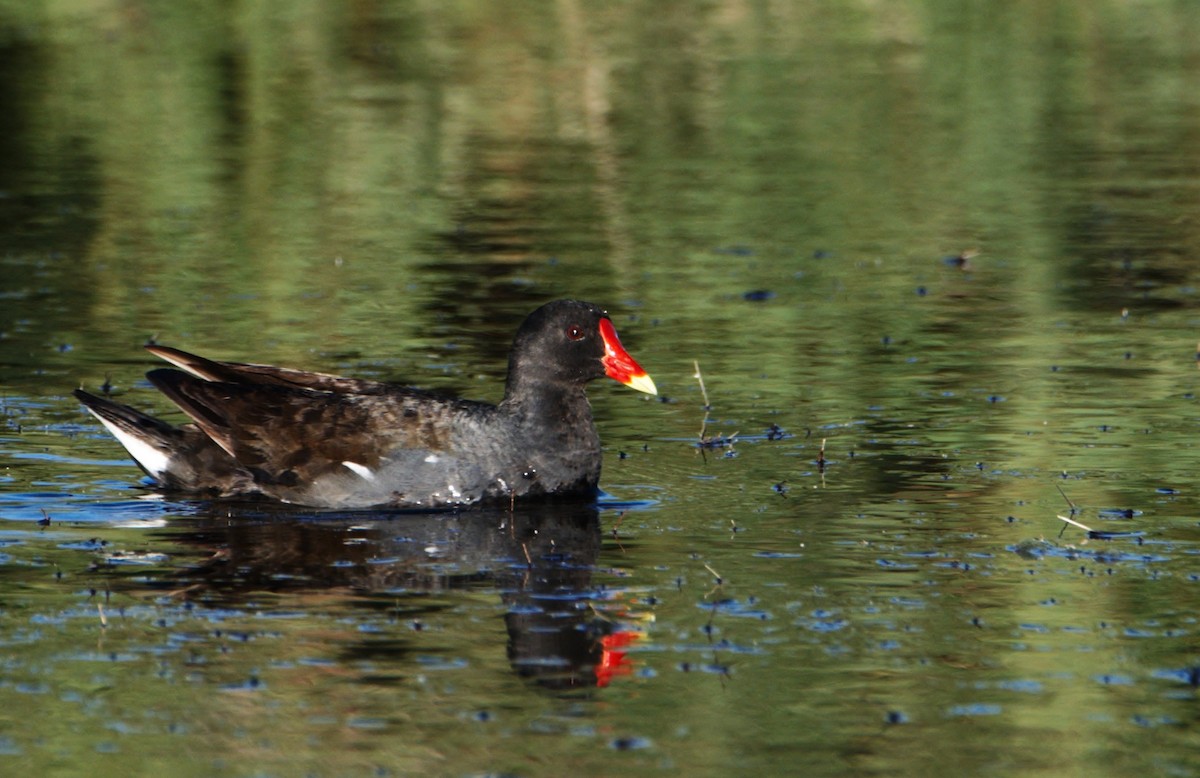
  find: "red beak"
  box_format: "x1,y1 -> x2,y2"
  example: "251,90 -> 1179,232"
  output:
599,318 -> 657,395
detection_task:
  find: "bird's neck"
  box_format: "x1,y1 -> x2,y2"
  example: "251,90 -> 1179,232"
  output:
501,376 -> 592,423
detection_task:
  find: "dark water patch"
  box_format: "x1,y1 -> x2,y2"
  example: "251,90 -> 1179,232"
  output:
414,656 -> 469,670
596,496 -> 661,512
1087,530 -> 1146,540
12,681 -> 51,695
1008,540 -> 1168,565
799,616 -> 850,633
994,679 -> 1045,694
56,537 -> 108,549
655,639 -> 764,656
63,650 -> 145,663
346,717 -> 390,730
1151,666 -> 1200,687
902,549 -> 947,559
1094,674 -> 1134,686
946,703 -> 1002,717
100,550 -> 170,566
875,559 -> 920,571
697,598 -> 771,620
676,661 -> 731,676
218,676 -> 266,693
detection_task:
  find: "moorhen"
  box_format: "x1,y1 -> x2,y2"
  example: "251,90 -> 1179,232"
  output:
74,300 -> 656,509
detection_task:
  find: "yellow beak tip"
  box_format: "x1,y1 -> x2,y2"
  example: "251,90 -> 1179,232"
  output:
627,373 -> 657,396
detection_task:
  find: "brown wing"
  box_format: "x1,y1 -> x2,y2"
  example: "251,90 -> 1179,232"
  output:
146,368 -> 459,489
146,345 -> 387,394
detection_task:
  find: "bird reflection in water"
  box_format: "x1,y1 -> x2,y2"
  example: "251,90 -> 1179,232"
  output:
141,502 -> 642,691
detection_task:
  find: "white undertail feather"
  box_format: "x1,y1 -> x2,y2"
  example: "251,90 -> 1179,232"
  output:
342,461 -> 376,481
86,409 -> 170,478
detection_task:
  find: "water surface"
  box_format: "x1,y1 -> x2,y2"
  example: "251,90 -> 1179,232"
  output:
3,2 -> 1200,776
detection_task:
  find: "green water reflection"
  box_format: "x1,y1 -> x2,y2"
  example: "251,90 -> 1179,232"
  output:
3,1 -> 1200,776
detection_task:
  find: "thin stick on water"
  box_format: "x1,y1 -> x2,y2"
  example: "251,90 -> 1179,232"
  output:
693,360 -> 710,409
692,360 -> 739,454
1056,484 -> 1082,538
702,563 -> 725,600
1057,514 -> 1094,533
1056,484 -> 1078,514
694,360 -> 711,440
611,510 -> 628,537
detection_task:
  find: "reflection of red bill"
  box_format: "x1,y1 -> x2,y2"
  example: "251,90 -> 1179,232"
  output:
595,630 -> 640,687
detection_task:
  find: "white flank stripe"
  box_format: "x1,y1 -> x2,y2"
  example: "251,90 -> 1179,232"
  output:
342,461 -> 376,481
89,410 -> 170,478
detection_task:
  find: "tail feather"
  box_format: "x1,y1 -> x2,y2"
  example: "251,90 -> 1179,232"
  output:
145,344 -> 385,393
74,388 -> 254,495
144,345 -> 236,382
145,368 -> 239,459
73,389 -> 175,478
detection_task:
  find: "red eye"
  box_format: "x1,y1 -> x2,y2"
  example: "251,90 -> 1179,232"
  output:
566,325 -> 584,341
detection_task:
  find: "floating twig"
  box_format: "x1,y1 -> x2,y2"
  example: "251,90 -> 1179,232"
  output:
693,360 -> 736,453
694,360 -> 712,441
1055,485 -> 1083,538
1057,514 -> 1094,533
702,563 -> 725,600
693,360 -> 710,410
1056,484 -> 1078,515
610,510 -> 629,551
